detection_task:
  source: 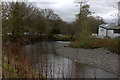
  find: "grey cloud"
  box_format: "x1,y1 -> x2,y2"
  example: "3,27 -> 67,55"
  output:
89,1 -> 118,23
89,2 -> 117,14
37,2 -> 57,4
36,0 -> 118,23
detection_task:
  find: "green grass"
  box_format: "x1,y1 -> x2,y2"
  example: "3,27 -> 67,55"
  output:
70,37 -> 120,53
70,29 -> 120,53
54,35 -> 72,41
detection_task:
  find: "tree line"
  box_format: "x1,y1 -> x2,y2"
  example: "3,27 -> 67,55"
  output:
2,1 -> 105,40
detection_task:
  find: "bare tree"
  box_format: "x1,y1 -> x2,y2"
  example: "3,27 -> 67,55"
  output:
2,1 -> 45,35
41,9 -> 61,20
112,1 -> 120,25
116,1 -> 120,25
74,1 -> 92,38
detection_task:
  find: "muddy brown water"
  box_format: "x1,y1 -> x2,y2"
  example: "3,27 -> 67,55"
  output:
25,41 -> 118,78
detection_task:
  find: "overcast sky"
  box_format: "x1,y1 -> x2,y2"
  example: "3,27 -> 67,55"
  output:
34,0 -> 119,23
4,0 -> 120,23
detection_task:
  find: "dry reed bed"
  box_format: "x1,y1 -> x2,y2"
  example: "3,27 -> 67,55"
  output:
2,39 -> 43,78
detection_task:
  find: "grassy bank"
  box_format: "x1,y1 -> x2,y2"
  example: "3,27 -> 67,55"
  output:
54,35 -> 72,41
2,40 -> 44,78
70,37 -> 120,54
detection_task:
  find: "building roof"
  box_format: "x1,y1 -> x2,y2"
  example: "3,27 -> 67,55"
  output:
119,1 -> 120,4
99,24 -> 120,30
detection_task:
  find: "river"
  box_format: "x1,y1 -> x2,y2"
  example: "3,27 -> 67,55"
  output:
25,41 -> 118,78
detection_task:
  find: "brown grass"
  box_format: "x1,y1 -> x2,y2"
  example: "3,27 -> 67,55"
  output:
70,37 -> 119,54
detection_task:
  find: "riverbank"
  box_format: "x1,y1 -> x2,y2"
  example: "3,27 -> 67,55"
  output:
55,42 -> 119,76
3,34 -> 72,45
70,37 -> 120,54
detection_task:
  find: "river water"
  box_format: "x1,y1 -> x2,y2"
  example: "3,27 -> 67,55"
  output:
25,41 -> 118,78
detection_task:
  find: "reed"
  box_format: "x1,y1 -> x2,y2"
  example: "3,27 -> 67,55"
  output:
2,37 -> 43,78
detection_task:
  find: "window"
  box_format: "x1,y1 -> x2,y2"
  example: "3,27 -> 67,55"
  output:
114,29 -> 120,33
100,29 -> 104,32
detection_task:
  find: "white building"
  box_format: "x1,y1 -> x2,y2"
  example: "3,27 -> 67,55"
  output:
98,24 -> 120,38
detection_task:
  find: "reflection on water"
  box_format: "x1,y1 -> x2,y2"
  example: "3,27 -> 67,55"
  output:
25,41 -> 118,78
